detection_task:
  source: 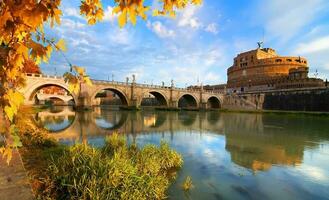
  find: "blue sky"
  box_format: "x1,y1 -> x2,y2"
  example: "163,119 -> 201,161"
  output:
42,0 -> 329,87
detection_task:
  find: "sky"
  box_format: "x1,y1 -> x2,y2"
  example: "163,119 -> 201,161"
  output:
42,0 -> 329,87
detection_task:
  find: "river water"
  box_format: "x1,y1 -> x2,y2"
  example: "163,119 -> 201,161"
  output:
33,106 -> 329,200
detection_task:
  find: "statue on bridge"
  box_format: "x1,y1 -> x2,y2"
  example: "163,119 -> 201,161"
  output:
132,74 -> 136,83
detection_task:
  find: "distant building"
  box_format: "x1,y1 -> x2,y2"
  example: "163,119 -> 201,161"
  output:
187,84 -> 226,93
226,47 -> 324,93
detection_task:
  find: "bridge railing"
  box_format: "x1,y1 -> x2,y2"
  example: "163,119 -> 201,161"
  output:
25,73 -> 225,94
91,79 -> 127,85
26,73 -> 63,79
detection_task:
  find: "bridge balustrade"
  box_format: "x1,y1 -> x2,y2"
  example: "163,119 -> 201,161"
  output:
26,73 -> 61,80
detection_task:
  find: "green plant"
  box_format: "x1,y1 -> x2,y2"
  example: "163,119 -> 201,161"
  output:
45,134 -> 183,200
182,176 -> 194,191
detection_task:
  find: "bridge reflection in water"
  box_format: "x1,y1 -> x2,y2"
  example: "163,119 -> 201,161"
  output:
33,107 -> 329,173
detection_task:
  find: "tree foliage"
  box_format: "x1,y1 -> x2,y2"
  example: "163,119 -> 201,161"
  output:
23,59 -> 41,74
0,0 -> 202,162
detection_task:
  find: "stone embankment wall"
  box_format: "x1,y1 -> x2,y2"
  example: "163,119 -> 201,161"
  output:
223,88 -> 329,112
222,94 -> 264,110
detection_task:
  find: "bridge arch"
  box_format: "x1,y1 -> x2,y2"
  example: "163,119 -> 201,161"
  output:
32,106 -> 77,133
178,111 -> 197,126
178,93 -> 199,109
25,81 -> 78,105
94,111 -> 128,130
92,87 -> 129,106
207,96 -> 222,109
140,90 -> 169,107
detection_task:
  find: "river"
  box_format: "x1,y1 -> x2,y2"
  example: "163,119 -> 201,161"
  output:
32,106 -> 329,200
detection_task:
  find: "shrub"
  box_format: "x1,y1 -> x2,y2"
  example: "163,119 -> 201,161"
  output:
47,133 -> 183,200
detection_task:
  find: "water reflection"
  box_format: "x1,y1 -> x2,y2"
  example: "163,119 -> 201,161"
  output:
34,106 -> 75,132
32,107 -> 329,199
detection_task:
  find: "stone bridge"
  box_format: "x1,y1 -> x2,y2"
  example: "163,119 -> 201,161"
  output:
20,73 -> 225,110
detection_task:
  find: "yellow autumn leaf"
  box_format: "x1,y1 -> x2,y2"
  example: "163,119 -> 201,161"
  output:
68,83 -> 80,94
35,56 -> 42,65
72,83 -> 80,94
84,76 -> 93,86
4,106 -> 15,122
137,5 -> 149,20
118,9 -> 127,28
12,134 -> 22,148
153,9 -> 160,16
73,66 -> 86,76
46,45 -> 53,58
192,0 -> 203,5
3,147 -> 13,165
53,9 -> 62,25
17,32 -> 27,42
88,18 -> 96,25
6,90 -> 25,108
56,39 -> 66,52
112,6 -> 121,14
16,44 -> 29,60
68,84 -> 75,93
169,11 -> 176,18
95,9 -> 104,21
129,6 -> 137,25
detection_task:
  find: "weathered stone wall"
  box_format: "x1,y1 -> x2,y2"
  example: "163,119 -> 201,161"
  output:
223,88 -> 329,112
223,94 -> 264,110
262,89 -> 329,111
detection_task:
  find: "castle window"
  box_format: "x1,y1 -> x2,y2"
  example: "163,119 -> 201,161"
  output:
276,59 -> 282,62
287,59 -> 292,62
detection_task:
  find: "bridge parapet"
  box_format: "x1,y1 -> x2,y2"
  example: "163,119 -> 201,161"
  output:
26,73 -> 62,80
23,73 -> 225,109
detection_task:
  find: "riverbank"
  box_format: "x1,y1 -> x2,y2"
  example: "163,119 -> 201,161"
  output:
0,150 -> 34,200
219,108 -> 329,116
14,107 -> 184,199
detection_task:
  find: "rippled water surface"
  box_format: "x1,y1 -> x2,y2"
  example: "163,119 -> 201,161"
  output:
33,106 -> 329,200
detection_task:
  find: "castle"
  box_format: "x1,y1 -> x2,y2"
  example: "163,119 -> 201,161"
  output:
226,47 -> 324,93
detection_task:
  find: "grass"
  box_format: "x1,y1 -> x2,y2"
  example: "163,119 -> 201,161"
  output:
16,107 -> 183,200
47,135 -> 182,200
182,176 -> 194,191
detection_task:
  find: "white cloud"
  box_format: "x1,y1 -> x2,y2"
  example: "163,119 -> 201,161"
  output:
204,72 -> 221,83
63,7 -> 83,19
205,23 -> 219,34
103,6 -> 119,22
61,18 -> 86,29
147,21 -> 175,38
177,5 -> 202,29
107,27 -> 135,46
205,48 -> 223,66
258,0 -> 327,41
294,35 -> 329,54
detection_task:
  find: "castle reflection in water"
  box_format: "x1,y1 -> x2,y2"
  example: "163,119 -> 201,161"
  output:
33,106 -> 329,172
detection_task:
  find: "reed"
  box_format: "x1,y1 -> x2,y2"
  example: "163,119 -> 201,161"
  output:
46,133 -> 183,200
